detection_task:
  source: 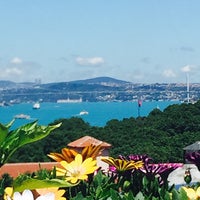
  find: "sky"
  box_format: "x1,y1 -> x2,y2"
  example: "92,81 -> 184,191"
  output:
0,0 -> 200,84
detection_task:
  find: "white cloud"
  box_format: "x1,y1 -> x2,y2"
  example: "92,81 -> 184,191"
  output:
0,58 -> 43,82
5,67 -> 23,75
76,56 -> 105,66
162,69 -> 176,78
181,65 -> 192,72
0,67 -> 23,80
10,57 -> 23,64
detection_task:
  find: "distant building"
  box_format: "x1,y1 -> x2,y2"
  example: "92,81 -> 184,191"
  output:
57,97 -> 82,103
67,135 -> 112,156
67,136 -> 112,171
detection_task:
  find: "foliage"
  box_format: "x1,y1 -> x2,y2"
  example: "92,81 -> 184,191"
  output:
2,118 -> 200,199
0,120 -> 61,166
0,173 -> 13,198
8,100 -> 200,163
0,120 -> 63,199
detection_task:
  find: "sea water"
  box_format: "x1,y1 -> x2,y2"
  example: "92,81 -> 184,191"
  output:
0,101 -> 180,129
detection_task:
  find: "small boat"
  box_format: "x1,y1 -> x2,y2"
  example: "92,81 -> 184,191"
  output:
0,101 -> 10,107
33,102 -> 40,109
14,114 -> 30,119
79,110 -> 89,115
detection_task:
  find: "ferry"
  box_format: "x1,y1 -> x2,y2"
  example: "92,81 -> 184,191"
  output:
79,110 -> 89,115
14,114 -> 30,119
33,102 -> 40,109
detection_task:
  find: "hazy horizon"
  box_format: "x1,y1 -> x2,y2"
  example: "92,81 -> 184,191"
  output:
1,1 -> 200,84
0,75 -> 196,85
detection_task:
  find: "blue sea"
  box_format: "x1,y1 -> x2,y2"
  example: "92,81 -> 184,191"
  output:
0,101 -> 180,129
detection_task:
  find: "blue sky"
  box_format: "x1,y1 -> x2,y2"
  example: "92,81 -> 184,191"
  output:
0,1 -> 200,83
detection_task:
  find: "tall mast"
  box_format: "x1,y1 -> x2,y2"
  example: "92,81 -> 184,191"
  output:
186,73 -> 190,103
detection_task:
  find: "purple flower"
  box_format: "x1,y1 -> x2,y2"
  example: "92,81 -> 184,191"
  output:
117,154 -> 183,185
185,152 -> 200,171
109,166 -> 117,172
119,154 -> 152,164
140,163 -> 183,185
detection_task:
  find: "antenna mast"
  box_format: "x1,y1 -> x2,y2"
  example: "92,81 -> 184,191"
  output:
187,73 -> 190,103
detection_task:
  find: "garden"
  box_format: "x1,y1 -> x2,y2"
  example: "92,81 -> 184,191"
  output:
1,120 -> 200,200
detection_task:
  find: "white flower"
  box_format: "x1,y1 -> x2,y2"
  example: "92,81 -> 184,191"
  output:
6,189 -> 55,200
36,192 -> 55,200
13,190 -> 34,200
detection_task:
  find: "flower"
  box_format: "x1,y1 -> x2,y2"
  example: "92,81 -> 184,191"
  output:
4,189 -> 55,200
119,154 -> 183,185
185,152 -> 200,171
101,157 -> 143,172
139,162 -> 183,185
4,187 -> 13,200
182,186 -> 200,200
81,144 -> 103,160
48,148 -> 78,163
48,144 -> 103,163
4,187 -> 66,200
56,154 -> 98,183
126,154 -> 153,164
34,188 -> 66,200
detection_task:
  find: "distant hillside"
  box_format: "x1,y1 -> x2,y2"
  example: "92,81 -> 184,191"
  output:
1,76 -> 200,103
70,77 -> 130,85
0,80 -> 35,89
41,77 -> 130,91
0,77 -> 129,89
0,80 -> 16,88
41,77 -> 128,92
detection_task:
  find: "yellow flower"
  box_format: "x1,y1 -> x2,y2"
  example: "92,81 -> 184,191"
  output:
101,157 -> 143,171
182,186 -> 200,200
34,187 -> 66,200
196,187 -> 200,197
56,154 -> 98,183
4,187 -> 13,200
48,144 -> 103,163
48,148 -> 78,162
81,144 -> 103,160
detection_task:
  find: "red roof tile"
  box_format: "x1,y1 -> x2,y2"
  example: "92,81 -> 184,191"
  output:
68,136 -> 111,148
0,162 -> 61,178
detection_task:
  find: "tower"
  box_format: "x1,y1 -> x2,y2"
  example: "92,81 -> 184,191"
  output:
186,73 -> 190,103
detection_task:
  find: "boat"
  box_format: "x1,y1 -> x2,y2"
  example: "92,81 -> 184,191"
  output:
0,101 -> 10,107
14,114 -> 30,119
33,102 -> 40,109
79,110 -> 89,115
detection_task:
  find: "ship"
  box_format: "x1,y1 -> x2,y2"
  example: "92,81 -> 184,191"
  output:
14,114 -> 30,119
57,97 -> 82,103
79,110 -> 89,115
33,102 -> 40,109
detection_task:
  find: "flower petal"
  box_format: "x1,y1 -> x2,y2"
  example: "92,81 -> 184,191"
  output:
22,190 -> 34,200
36,192 -> 55,200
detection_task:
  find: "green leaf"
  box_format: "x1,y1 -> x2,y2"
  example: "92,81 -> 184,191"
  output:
135,191 -> 145,200
177,187 -> 188,200
171,189 -> 179,200
0,120 -> 14,145
0,121 -> 61,165
70,192 -> 85,200
13,178 -> 76,192
109,188 -> 119,199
